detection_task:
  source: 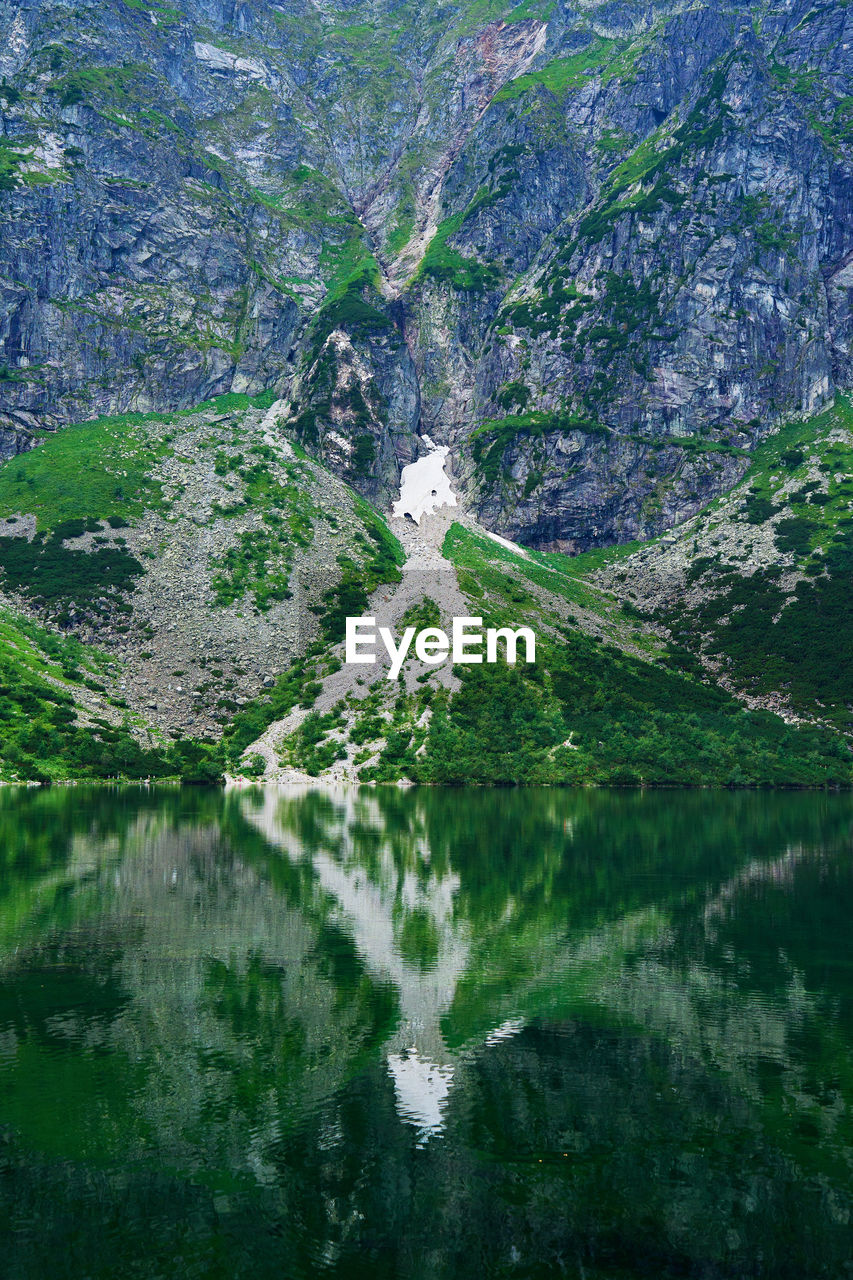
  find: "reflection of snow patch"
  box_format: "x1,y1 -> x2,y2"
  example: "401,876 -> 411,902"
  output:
484,1017 -> 524,1046
393,445 -> 457,526
388,1048 -> 454,1144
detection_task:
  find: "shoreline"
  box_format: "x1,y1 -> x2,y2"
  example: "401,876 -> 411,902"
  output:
1,776 -> 851,793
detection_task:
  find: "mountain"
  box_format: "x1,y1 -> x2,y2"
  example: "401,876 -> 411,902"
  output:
0,0 -> 852,785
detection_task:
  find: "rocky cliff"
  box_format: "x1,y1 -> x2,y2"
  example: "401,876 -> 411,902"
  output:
2,0 -> 852,548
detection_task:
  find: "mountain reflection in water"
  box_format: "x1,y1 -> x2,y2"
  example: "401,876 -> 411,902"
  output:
0,785 -> 852,1279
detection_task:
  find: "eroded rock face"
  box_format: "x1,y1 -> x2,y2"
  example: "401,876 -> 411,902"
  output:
286,321 -> 421,506
2,0 -> 853,549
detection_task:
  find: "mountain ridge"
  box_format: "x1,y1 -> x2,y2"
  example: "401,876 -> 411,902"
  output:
3,0 -> 852,550
1,0 -> 852,784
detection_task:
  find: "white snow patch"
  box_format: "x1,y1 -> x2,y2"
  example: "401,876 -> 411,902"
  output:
483,529 -> 528,559
392,441 -> 457,525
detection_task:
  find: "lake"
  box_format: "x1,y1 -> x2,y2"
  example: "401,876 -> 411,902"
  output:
1,786 -> 852,1278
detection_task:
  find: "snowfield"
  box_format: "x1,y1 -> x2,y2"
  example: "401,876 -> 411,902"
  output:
392,439 -> 457,525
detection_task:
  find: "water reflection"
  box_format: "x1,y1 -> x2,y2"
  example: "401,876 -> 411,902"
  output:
0,785 -> 852,1277
243,786 -> 472,1140
241,787 -> 853,1153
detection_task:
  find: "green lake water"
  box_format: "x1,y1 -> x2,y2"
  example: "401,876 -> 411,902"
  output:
1,785 -> 852,1278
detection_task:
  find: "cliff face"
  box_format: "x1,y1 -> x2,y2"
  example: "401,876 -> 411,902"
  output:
1,0 -> 852,548
455,2 -> 853,548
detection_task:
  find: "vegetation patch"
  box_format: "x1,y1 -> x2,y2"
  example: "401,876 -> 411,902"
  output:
282,705 -> 348,776
0,523 -> 143,617
0,608 -> 218,783
471,410 -> 608,487
416,525 -> 851,787
493,37 -> 619,104
497,267 -> 669,417
535,56 -> 735,258
210,450 -> 321,613
306,274 -> 392,362
418,206 -> 503,293
0,139 -> 25,190
314,501 -> 404,646
222,498 -> 403,771
0,413 -> 164,532
55,62 -> 151,108
655,399 -> 853,731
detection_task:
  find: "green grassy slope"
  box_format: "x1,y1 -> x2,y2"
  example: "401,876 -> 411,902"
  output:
591,397 -> 853,733
2,389 -> 852,788
412,525 -> 850,786
0,608 -> 186,782
264,515 -> 852,789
